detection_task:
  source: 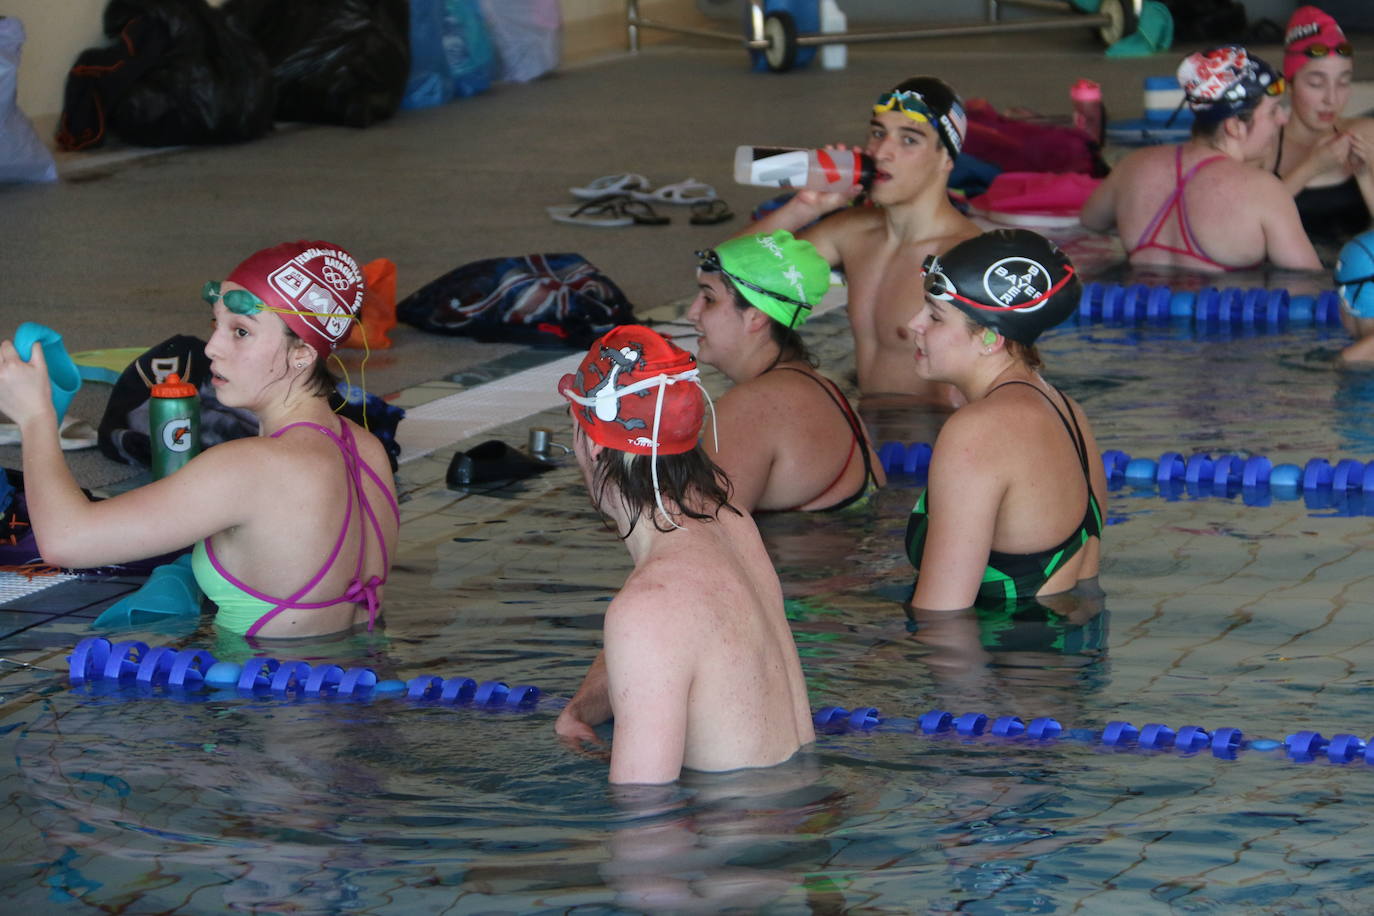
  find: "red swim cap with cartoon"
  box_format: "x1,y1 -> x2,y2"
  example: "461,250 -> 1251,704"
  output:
227,241 -> 365,357
1283,6 -> 1351,82
558,325 -> 705,456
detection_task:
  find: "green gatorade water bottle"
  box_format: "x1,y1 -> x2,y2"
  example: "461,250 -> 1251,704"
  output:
149,373 -> 200,479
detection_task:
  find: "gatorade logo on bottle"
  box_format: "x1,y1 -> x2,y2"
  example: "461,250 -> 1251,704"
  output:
162,418 -> 194,453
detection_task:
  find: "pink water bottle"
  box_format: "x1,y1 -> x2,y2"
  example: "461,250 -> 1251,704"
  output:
734,146 -> 874,192
1071,79 -> 1104,146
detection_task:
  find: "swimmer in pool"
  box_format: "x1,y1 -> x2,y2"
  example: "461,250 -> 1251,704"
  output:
1335,230 -> 1374,364
1080,45 -> 1322,273
688,231 -> 885,512
553,325 -> 815,784
0,241 -> 399,639
740,76 -> 980,406
1267,7 -> 1374,244
904,229 -> 1106,611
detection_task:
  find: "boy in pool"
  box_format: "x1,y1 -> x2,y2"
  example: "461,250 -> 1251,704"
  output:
553,325 -> 815,784
740,75 -> 980,406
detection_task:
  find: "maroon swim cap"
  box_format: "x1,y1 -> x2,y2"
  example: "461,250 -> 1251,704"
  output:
227,241 -> 365,357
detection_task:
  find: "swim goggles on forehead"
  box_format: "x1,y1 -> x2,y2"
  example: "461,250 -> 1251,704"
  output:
921,254 -> 1076,312
202,279 -> 358,324
1301,41 -> 1353,60
872,90 -> 960,160
202,280 -> 265,314
695,249 -> 812,329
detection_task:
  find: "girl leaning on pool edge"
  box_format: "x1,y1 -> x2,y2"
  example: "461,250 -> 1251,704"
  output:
904,229 -> 1105,612
687,230 -> 885,513
0,241 -> 399,640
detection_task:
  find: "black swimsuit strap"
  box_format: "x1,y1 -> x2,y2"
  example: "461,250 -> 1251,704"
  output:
987,380 -> 1092,486
1273,124 -> 1285,176
767,366 -> 876,484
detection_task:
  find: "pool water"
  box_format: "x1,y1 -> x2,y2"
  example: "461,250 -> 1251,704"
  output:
2,297 -> 1374,913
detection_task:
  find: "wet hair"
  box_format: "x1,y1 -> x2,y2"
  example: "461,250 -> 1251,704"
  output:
583,427 -> 741,536
711,270 -> 817,369
1190,104 -> 1255,139
961,314 -> 1044,371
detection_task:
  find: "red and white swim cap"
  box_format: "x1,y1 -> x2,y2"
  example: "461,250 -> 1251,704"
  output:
228,241 -> 365,358
558,325 -> 705,456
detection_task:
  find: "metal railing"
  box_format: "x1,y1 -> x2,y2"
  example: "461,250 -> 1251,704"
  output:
625,0 -> 1142,57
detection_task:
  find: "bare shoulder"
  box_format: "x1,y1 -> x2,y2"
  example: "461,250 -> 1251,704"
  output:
1111,145 -> 1161,176
932,400 -> 1005,466
935,218 -> 982,253
739,365 -> 831,397
947,385 -> 1052,441
809,206 -> 884,246
340,416 -> 397,485
1344,116 -> 1374,139
606,564 -> 697,636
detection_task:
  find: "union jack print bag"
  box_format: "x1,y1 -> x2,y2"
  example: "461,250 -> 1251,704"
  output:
396,253 -> 637,348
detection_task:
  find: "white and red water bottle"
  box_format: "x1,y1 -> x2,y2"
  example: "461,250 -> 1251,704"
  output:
734,145 -> 874,192
1070,78 -> 1104,147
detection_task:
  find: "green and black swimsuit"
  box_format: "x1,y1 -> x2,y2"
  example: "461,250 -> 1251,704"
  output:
905,381 -> 1103,604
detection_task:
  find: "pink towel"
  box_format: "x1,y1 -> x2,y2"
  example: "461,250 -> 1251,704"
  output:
968,172 -> 1102,217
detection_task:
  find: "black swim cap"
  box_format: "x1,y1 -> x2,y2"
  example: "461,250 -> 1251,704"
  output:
874,76 -> 968,160
921,229 -> 1081,345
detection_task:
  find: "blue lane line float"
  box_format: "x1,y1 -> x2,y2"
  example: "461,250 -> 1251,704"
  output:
881,442 -> 1374,511
68,638 -> 541,708
1075,282 -> 1343,329
65,640 -> 1374,768
811,706 -> 1374,767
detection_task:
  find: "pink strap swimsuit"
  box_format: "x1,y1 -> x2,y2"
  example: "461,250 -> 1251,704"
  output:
202,420 -> 399,638
1130,147 -> 1263,272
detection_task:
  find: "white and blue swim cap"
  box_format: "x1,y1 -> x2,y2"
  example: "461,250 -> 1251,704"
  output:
1336,231 -> 1374,319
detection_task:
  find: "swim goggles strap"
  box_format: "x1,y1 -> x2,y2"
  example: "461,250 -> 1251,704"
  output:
203,279 -> 374,430
873,90 -> 962,160
696,249 -> 812,329
202,279 -> 358,324
562,368 -> 717,530
923,256 -> 1076,312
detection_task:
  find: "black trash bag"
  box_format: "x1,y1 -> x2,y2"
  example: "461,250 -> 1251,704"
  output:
1160,0 -> 1247,43
397,253 -> 638,349
223,0 -> 409,128
58,0 -> 274,149
98,335 -> 406,472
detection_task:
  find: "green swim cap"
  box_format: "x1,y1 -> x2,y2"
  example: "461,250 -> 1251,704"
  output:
699,230 -> 830,328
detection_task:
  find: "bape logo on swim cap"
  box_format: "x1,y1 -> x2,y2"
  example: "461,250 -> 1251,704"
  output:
982,257 -> 1053,311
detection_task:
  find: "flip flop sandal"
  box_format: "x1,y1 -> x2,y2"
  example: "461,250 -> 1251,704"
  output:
617,198 -> 671,226
689,198 -> 734,226
569,173 -> 653,200
546,196 -> 635,228
631,178 -> 718,206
